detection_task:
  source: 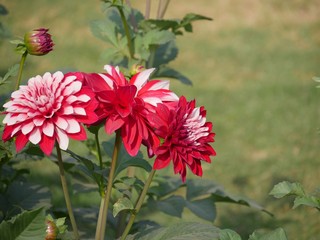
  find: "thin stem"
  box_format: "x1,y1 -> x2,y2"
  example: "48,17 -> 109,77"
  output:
156,0 -> 163,19
159,0 -> 171,19
120,169 -> 156,240
145,0 -> 151,19
117,6 -> 135,59
55,143 -> 79,240
95,131 -> 103,170
95,131 -> 122,240
15,51 -> 28,90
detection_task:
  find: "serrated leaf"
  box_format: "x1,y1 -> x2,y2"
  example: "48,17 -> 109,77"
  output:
113,197 -> 134,217
219,229 -> 242,240
269,181 -> 305,198
0,208 -> 46,240
154,66 -> 192,85
132,222 -> 220,240
249,228 -> 288,240
186,198 -> 217,221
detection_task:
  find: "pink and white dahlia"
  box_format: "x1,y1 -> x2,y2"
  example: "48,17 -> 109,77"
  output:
2,71 -> 98,155
148,96 -> 216,182
83,65 -> 178,156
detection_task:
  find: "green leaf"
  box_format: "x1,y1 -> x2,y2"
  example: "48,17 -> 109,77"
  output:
249,228 -> 288,240
269,181 -> 305,198
0,208 -> 46,240
131,222 -> 220,240
90,19 -> 119,46
135,30 -> 175,61
0,64 -> 19,86
154,65 -> 192,85
180,13 -> 212,33
0,182 -> 51,220
153,41 -> 178,67
219,229 -> 242,240
149,176 -> 183,198
293,195 -> 320,209
186,179 -> 224,201
154,195 -> 185,218
186,198 -> 217,221
113,197 -> 134,217
0,4 -> 8,15
114,156 -> 152,177
186,179 -> 271,215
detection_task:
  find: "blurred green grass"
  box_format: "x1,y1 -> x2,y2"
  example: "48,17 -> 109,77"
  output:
1,0 -> 320,239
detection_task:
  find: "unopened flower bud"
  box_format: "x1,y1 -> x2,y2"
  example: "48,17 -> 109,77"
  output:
130,64 -> 145,76
45,219 -> 58,240
24,28 -> 54,56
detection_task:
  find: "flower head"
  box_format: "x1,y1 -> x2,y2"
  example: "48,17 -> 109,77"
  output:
24,28 -> 54,56
83,65 -> 178,156
2,71 -> 98,155
148,96 -> 216,182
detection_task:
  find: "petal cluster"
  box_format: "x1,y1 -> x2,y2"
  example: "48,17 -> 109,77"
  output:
148,96 -> 216,182
2,72 -> 98,155
84,65 -> 178,156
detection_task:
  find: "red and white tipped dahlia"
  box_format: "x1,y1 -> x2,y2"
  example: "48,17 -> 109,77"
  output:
148,96 -> 216,182
83,65 -> 179,156
2,72 -> 98,155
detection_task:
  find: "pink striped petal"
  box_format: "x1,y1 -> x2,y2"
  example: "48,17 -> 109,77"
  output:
29,128 -> 41,144
43,121 -> 54,137
21,121 -> 35,135
65,118 -> 80,133
55,116 -> 68,130
56,127 -> 69,150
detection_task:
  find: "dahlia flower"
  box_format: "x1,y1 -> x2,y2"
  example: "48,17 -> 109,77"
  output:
83,65 -> 178,156
148,96 -> 216,182
2,71 -> 98,155
24,28 -> 54,56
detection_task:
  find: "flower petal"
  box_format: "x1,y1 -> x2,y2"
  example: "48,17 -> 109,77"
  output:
56,127 -> 69,150
29,128 -> 41,144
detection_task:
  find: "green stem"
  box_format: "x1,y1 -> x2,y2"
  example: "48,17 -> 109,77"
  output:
15,51 -> 28,90
55,143 -> 79,240
95,131 -> 103,170
120,169 -> 156,240
117,6 -> 135,59
95,131 -> 122,240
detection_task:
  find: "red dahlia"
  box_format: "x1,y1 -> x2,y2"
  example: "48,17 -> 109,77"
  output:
148,96 -> 216,182
83,65 -> 178,156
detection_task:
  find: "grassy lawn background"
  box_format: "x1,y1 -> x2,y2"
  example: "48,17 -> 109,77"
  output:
1,0 -> 319,239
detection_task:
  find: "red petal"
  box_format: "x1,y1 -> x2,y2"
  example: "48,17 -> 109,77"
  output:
105,115 -> 125,134
39,134 -> 55,155
68,125 -> 87,140
15,134 -> 29,152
